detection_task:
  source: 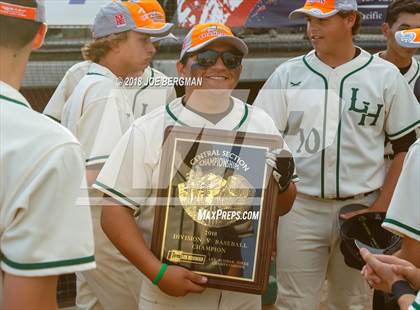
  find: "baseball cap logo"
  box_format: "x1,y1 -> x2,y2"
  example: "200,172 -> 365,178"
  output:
308,0 -> 326,5
148,11 -> 164,23
199,25 -> 228,40
114,13 -> 127,27
137,7 -> 148,21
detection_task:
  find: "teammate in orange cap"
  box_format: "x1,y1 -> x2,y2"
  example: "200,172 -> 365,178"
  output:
43,0 -> 177,123
376,1 -> 420,101
94,22 -> 297,310
374,1 -> 419,174
254,0 -> 419,309
396,26 -> 420,103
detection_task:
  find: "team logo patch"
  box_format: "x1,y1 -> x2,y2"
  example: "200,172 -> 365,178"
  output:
348,88 -> 383,127
400,31 -> 416,44
114,13 -> 127,27
199,25 -> 228,40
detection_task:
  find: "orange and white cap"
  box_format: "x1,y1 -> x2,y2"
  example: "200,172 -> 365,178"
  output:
131,0 -> 166,23
289,0 -> 357,20
92,0 -> 173,39
395,28 -> 420,49
129,0 -> 177,43
180,23 -> 248,60
0,0 -> 45,23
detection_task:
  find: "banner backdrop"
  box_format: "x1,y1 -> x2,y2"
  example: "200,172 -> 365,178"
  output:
177,0 -> 391,28
43,0 -> 391,27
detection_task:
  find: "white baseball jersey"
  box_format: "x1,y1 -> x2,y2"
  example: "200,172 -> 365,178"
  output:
123,65 -> 177,118
94,97 -> 289,241
382,139 -> 420,241
374,54 -> 420,156
61,62 -> 134,167
374,53 -> 420,90
254,48 -> 420,198
0,81 -> 95,279
60,63 -> 146,309
43,61 -> 91,122
93,97 -> 290,308
44,60 -> 176,122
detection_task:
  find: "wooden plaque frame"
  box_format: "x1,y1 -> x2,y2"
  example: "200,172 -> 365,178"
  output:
151,126 -> 281,294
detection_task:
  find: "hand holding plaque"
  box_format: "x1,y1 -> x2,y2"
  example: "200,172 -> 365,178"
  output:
156,264 -> 208,297
266,148 -> 295,192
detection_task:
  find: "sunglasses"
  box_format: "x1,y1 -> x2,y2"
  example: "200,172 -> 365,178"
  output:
194,50 -> 243,69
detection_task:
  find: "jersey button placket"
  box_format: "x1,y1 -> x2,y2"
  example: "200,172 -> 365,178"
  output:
324,73 -> 340,197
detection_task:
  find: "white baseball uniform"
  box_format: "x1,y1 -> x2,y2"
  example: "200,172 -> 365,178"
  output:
0,81 -> 95,301
254,48 -> 420,310
382,138 -> 420,241
374,53 -> 420,161
43,61 -> 91,122
61,62 -> 142,310
93,97 -> 292,310
123,65 -> 177,118
44,60 -> 176,122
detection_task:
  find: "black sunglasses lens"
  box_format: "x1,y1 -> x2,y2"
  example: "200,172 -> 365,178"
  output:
196,50 -> 242,69
196,50 -> 218,67
221,52 -> 242,69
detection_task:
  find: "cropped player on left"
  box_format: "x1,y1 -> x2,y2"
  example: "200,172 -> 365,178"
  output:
0,1 -> 95,308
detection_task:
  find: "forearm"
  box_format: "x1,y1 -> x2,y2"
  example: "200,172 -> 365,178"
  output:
374,152 -> 406,210
3,274 -> 58,309
275,181 -> 296,217
101,203 -> 161,281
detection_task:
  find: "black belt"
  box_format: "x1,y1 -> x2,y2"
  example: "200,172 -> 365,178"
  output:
334,190 -> 377,201
300,190 -> 378,202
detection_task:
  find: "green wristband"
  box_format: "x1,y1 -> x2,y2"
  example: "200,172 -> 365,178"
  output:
152,263 -> 168,285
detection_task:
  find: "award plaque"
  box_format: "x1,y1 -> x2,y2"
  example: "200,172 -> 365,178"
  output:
151,126 -> 282,294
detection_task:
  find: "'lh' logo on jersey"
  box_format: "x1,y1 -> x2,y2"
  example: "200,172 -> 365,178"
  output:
348,88 -> 383,126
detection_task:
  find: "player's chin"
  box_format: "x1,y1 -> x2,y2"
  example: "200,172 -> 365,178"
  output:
311,40 -> 324,49
200,87 -> 234,97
